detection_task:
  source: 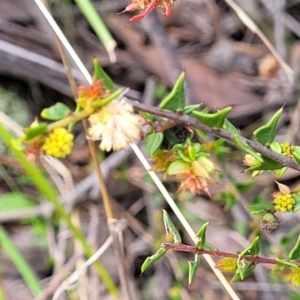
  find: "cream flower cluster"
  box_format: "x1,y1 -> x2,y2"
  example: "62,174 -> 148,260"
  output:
88,98 -> 141,151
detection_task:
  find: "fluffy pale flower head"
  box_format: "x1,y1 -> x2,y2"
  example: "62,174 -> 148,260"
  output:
88,98 -> 141,152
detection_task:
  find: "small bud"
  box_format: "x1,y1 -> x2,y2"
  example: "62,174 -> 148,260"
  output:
261,213 -> 279,233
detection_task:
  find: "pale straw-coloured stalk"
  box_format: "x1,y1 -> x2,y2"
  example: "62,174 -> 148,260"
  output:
34,1 -> 240,298
52,236 -> 113,300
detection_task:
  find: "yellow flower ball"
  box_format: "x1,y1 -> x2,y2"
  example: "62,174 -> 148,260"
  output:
42,128 -> 74,158
273,193 -> 295,213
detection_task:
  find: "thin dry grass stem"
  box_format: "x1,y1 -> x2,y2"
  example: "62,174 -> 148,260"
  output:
34,0 -> 92,83
40,156 -> 74,196
73,210 -> 89,300
108,219 -> 131,300
52,236 -> 113,300
38,12 -> 107,284
34,1 -> 240,298
42,0 -> 78,97
225,0 -> 294,82
34,255 -> 79,300
36,2 -> 133,298
0,111 -> 23,137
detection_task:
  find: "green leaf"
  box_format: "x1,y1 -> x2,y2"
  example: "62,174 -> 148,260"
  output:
233,135 -> 263,162
231,261 -> 255,282
293,194 -> 300,212
240,236 -> 260,256
293,146 -> 300,165
139,112 -> 154,122
167,160 -> 190,176
93,60 -> 115,91
183,104 -> 201,114
246,156 -> 283,172
41,103 -> 71,121
22,123 -> 48,141
253,107 -> 283,145
92,88 -> 124,108
195,221 -> 209,249
236,180 -> 253,193
145,132 -> 164,156
188,255 -> 200,285
280,226 -> 300,248
162,210 -> 182,244
270,141 -> 282,153
214,192 -> 237,211
275,167 -> 288,178
141,247 -> 167,273
159,72 -> 185,112
289,235 -> 300,259
192,106 -> 232,129
223,119 -> 240,135
164,129 -> 181,146
0,192 -> 35,212
276,258 -> 298,268
246,202 -> 273,215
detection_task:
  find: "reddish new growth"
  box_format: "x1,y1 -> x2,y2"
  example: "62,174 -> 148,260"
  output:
121,0 -> 173,23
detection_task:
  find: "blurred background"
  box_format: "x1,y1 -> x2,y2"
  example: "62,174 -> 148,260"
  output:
0,0 -> 300,299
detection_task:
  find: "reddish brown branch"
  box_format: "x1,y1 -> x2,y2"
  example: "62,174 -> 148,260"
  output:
162,243 -> 295,266
129,100 -> 300,172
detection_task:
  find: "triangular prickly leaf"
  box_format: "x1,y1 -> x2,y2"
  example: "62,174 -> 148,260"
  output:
223,119 -> 240,135
22,123 -> 48,141
195,221 -> 209,249
289,235 -> 300,260
293,146 -> 300,165
41,103 -> 71,121
253,107 -> 283,146
246,202 -> 273,215
162,210 -> 181,243
188,255 -> 200,285
141,247 -> 167,273
231,261 -> 255,282
192,106 -> 232,129
93,58 -> 115,91
240,236 -> 260,256
233,135 -> 263,162
247,156 -> 283,172
146,132 -> 164,157
159,72 -> 185,112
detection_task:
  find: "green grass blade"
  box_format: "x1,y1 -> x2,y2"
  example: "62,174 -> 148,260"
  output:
0,123 -> 118,296
0,226 -> 42,296
74,0 -> 117,62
